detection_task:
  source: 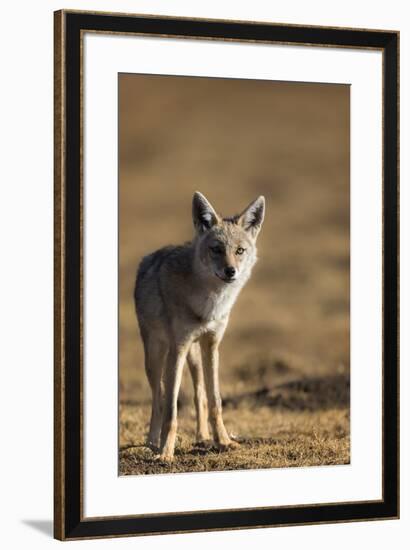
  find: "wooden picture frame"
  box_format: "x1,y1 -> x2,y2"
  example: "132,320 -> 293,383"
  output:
54,10 -> 399,540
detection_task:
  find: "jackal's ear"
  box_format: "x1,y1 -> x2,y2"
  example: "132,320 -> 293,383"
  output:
238,196 -> 265,239
192,192 -> 219,233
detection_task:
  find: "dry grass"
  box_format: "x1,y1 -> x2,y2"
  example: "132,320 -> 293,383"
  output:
118,76 -> 350,476
120,370 -> 350,475
120,409 -> 349,475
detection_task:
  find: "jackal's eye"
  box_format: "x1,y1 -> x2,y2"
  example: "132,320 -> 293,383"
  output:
209,245 -> 223,255
236,247 -> 245,255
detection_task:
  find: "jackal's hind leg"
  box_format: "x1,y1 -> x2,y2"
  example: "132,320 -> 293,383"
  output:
187,342 -> 210,443
143,338 -> 167,451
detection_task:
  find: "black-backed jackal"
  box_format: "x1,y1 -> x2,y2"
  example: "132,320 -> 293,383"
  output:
134,192 -> 265,461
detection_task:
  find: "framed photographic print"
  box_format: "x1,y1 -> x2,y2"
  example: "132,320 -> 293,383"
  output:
54,10 -> 399,540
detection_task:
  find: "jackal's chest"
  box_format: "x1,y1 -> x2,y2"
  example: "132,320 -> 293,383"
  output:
192,286 -> 240,324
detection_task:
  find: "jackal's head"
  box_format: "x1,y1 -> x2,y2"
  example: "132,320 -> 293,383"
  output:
192,191 -> 265,285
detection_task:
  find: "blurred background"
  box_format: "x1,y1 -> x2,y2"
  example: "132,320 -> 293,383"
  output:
118,74 -> 350,474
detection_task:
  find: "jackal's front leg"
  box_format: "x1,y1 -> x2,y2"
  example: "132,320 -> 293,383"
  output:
187,342 -> 210,443
201,334 -> 238,450
158,343 -> 188,461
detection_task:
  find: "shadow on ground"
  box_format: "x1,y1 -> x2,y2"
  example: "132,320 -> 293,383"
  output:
223,373 -> 350,412
22,520 -> 53,538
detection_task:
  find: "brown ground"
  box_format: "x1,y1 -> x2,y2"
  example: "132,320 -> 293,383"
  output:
118,75 -> 350,475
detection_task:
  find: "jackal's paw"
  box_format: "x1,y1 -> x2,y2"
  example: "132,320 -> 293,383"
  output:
146,441 -> 160,453
153,452 -> 174,463
216,439 -> 240,452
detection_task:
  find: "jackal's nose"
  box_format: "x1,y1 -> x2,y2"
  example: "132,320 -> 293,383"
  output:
224,266 -> 236,279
